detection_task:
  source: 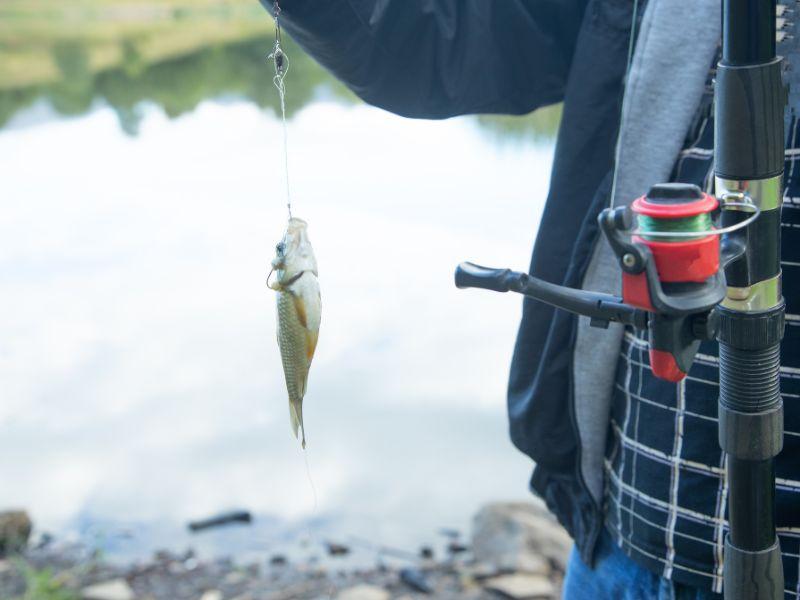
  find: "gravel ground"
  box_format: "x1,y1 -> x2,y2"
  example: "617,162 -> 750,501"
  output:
0,542 -> 563,599
0,503 -> 569,599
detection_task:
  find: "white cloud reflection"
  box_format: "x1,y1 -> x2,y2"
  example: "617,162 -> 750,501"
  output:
0,99 -> 554,559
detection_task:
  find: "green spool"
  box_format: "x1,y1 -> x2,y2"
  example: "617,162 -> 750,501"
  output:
637,213 -> 712,242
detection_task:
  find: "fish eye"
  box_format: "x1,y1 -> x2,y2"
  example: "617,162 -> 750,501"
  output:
276,242 -> 286,255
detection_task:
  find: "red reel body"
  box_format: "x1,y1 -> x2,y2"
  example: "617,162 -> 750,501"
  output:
623,190 -> 719,309
618,185 -> 722,382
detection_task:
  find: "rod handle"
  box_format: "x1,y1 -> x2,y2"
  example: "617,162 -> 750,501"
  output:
454,262 -> 521,292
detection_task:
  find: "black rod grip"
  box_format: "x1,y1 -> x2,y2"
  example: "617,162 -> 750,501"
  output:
722,0 -> 776,65
728,457 -> 777,550
454,262 -> 520,292
724,537 -> 784,600
715,58 -> 785,180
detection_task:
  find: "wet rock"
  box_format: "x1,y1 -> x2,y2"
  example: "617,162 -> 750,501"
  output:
325,541 -> 351,557
472,501 -> 571,573
336,584 -> 391,600
188,510 -> 252,532
446,541 -> 469,555
269,554 -> 288,566
483,573 -> 555,599
0,510 -> 32,556
399,567 -> 433,593
35,532 -> 54,550
200,591 -> 223,600
459,561 -> 499,581
81,578 -> 135,600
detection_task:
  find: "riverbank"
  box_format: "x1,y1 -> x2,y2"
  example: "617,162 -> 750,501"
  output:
0,502 -> 571,600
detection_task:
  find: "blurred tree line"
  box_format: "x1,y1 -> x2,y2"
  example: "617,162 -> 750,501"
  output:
0,0 -> 560,141
0,34 -> 356,135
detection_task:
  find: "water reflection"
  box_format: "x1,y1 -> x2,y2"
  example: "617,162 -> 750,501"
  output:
0,1 -> 559,565
0,2 -> 560,141
2,35 -> 356,135
2,99 -> 551,562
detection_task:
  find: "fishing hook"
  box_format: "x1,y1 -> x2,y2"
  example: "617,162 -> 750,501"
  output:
266,267 -> 280,290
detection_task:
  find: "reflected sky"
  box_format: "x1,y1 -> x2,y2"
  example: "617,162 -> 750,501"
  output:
1,77 -> 556,563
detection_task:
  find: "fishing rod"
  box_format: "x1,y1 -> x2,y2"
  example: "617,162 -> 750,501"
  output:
715,1 -> 785,597
455,0 -> 786,597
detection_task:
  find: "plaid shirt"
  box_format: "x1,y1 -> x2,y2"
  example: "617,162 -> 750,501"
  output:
604,35 -> 800,597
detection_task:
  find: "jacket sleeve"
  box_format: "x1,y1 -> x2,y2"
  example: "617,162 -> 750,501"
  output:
260,0 -> 588,119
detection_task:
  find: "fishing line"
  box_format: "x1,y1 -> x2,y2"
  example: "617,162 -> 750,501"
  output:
629,201 -> 761,239
638,213 -> 713,241
303,447 -> 319,512
270,0 -> 293,221
300,446 -> 319,544
303,446 -> 335,600
609,0 -> 641,208
268,8 -> 326,593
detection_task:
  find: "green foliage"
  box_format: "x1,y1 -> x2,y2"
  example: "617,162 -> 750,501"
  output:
0,87 -> 40,127
14,563 -> 79,600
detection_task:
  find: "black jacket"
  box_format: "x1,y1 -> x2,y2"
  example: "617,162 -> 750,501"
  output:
262,0 -> 638,563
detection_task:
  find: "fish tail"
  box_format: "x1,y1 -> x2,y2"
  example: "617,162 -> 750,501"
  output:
289,400 -> 306,448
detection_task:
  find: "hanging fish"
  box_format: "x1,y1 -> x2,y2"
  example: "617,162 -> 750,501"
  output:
268,218 -> 321,448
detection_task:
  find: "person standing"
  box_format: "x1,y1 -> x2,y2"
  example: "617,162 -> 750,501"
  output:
260,2 -> 800,597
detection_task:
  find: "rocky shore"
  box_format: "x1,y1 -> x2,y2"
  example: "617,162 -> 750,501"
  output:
0,501 -> 571,600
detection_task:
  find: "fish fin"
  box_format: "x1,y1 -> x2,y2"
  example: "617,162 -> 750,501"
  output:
291,294 -> 308,328
267,268 -> 282,291
289,400 -> 306,448
305,329 -> 319,363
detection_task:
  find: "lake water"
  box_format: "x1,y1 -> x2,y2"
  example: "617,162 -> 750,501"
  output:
0,12 -> 558,566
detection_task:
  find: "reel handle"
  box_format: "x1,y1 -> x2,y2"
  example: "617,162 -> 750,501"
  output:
455,262 -> 648,330
455,262 -> 521,293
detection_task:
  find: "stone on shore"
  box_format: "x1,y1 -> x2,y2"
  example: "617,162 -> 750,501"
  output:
336,584 -> 391,600
472,501 -> 572,574
0,510 -> 32,556
483,573 -> 555,599
399,567 -> 433,593
81,578 -> 136,600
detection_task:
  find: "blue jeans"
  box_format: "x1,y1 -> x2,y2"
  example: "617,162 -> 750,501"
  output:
563,530 -> 722,599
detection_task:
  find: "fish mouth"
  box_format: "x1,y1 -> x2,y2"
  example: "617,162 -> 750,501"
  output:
287,217 -> 308,232
283,219 -> 311,254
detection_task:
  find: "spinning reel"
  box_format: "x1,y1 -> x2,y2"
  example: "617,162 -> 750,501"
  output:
456,182 -> 745,382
